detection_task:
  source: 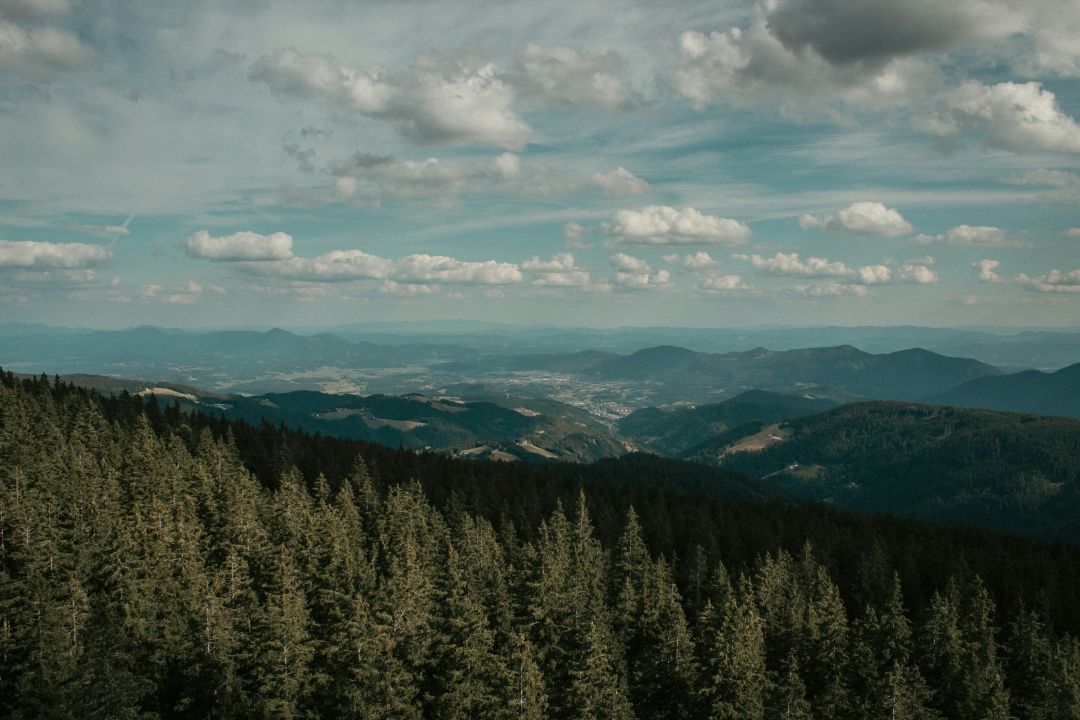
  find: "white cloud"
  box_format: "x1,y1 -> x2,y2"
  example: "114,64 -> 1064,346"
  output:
800,201 -> 913,237
609,253 -> 670,290
791,282 -> 871,297
1064,228 -> 1080,238
0,239 -> 110,268
589,167 -> 649,196
697,274 -> 747,292
605,205 -> 751,246
0,18 -> 91,80
522,252 -> 591,287
736,251 -> 854,277
735,250 -> 935,286
972,259 -> 1003,283
138,284 -> 163,300
915,225 -> 1028,248
857,264 -> 894,284
563,222 -> 587,249
610,252 -> 651,273
490,152 -> 521,180
331,153 -> 647,204
897,263 -> 939,284
920,81 -> 1080,154
188,229 -> 523,287
75,217 -> 133,239
390,255 -> 522,286
245,250 -> 395,283
517,44 -> 630,109
184,230 -> 294,261
251,50 -> 532,151
380,280 -> 440,296
674,8 -> 937,115
681,251 -> 719,272
1017,268 -> 1080,293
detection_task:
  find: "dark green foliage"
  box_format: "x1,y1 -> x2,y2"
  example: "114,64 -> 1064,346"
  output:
719,401 -> 1080,542
4,371 -> 1080,718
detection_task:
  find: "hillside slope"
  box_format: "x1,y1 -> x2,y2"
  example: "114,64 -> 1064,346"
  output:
618,389 -> 837,455
714,402 -> 1080,542
929,362 -> 1080,417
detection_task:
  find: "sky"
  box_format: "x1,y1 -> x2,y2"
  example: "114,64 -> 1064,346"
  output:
1,0 -> 1079,329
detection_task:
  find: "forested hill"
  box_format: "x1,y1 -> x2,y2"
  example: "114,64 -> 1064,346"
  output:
929,362 -> 1080,417
3,371 -> 1080,718
714,402 -> 1080,543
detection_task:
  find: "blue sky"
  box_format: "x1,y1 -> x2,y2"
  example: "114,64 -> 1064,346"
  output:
1,0 -> 1079,328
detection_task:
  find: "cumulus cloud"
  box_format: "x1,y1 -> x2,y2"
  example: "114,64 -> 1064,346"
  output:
972,259 -> 1003,283
604,205 -> 750,246
251,50 -> 532,150
799,201 -> 913,236
681,251 -> 719,272
919,81 -> 1080,154
856,264 -> 893,284
735,251 -> 854,277
522,252 -> 591,287
1017,268 -> 1080,293
186,229 -> 523,288
184,230 -> 294,261
915,225 -> 1028,248
734,250 -> 935,286
610,253 -> 671,290
791,282 -> 871,297
0,239 -> 110,268
246,250 -> 519,286
589,167 -> 649,196
697,274 -> 747,293
243,250 -> 395,283
150,279 -> 224,305
0,18 -> 92,79
766,0 -> 974,68
897,263 -> 939,284
391,255 -> 522,285
330,153 -> 647,204
563,222 -> 587,249
674,4 -> 938,115
516,44 -> 630,109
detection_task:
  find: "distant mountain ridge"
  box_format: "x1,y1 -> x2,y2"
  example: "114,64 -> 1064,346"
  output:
929,362 -> 1080,417
589,343 -> 1001,401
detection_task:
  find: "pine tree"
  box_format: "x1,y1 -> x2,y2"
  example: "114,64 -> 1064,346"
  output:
568,619 -> 635,720
431,543 -> 507,720
768,651 -> 812,720
705,591 -> 767,720
507,633 -> 547,720
253,549 -> 315,719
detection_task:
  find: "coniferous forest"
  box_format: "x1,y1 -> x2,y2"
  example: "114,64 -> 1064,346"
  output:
4,371 -> 1080,719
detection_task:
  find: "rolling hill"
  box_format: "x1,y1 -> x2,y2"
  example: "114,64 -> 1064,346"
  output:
618,389 -> 838,455
707,402 -> 1080,542
928,362 -> 1080,417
